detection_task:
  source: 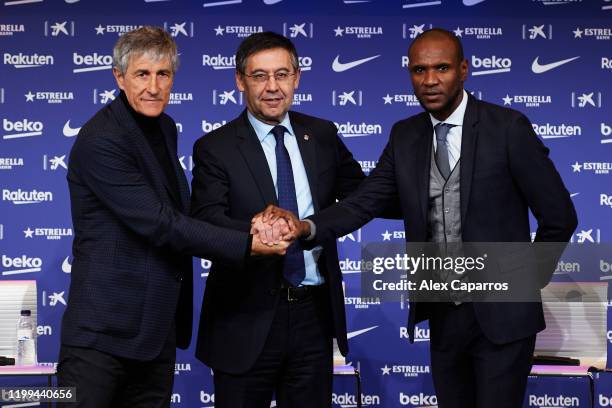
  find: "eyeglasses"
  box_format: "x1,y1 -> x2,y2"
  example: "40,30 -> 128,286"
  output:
243,71 -> 297,84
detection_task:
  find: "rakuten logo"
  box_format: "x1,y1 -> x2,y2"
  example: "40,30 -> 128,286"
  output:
72,52 -> 113,73
471,55 -> 512,76
399,392 -> 437,406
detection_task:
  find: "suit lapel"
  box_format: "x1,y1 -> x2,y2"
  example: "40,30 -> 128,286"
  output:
160,117 -> 190,212
290,113 -> 320,212
236,111 -> 278,206
415,117 -> 434,225
111,96 -> 186,211
460,94 -> 479,224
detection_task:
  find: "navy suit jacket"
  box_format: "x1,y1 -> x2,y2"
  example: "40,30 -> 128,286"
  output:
190,111 -> 365,374
310,94 -> 577,345
62,95 -> 249,361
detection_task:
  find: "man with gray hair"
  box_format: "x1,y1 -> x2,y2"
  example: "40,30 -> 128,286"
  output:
58,26 -> 287,407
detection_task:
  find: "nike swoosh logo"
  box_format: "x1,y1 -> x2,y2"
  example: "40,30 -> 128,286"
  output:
62,256 -> 72,273
262,0 -> 283,3
63,120 -> 81,137
463,0 -> 487,5
531,56 -> 580,74
347,326 -> 378,339
332,55 -> 380,72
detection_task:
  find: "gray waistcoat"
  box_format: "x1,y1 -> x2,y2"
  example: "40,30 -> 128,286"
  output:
427,147 -> 471,302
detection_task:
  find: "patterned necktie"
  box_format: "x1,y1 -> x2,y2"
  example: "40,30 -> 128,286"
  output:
434,123 -> 455,179
271,125 -> 306,286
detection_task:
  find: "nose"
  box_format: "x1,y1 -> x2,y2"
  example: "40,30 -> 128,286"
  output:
423,69 -> 438,86
147,75 -> 159,95
264,75 -> 279,92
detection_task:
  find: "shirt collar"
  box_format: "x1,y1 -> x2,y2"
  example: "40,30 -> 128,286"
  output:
247,110 -> 295,143
429,89 -> 469,129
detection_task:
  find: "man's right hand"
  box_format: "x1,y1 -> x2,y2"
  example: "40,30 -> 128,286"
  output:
252,205 -> 311,245
250,232 -> 291,256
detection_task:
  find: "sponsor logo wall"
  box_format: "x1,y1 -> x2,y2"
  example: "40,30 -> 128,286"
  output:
1,1 -> 610,406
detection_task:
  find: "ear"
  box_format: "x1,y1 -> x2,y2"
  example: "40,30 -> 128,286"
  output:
459,58 -> 468,82
235,71 -> 246,92
293,68 -> 301,90
113,67 -> 125,91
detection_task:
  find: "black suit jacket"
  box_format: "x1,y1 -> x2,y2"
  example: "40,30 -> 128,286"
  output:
310,94 -> 577,345
62,95 -> 249,361
191,110 -> 365,374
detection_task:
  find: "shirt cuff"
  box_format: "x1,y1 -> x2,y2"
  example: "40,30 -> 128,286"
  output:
302,219 -> 316,241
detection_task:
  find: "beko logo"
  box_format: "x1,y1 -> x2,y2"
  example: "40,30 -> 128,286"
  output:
601,122 -> 612,144
1,255 -> 43,276
471,55 -> 511,76
399,393 -> 437,406
72,52 -> 113,73
2,119 -> 43,140
202,120 -> 228,133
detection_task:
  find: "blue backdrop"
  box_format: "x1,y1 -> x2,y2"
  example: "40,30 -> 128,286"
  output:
1,0 -> 611,406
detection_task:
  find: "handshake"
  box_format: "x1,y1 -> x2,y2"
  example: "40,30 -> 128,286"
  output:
250,205 -> 312,256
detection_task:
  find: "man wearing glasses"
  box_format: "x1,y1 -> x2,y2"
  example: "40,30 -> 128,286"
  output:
190,32 -> 365,407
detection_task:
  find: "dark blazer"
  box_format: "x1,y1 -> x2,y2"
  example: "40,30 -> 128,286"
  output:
310,94 -> 577,345
62,95 -> 249,361
191,110 -> 365,374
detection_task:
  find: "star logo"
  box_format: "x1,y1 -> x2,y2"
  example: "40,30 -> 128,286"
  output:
25,91 -> 35,102
576,229 -> 594,243
573,27 -> 583,38
502,94 -> 513,106
170,22 -> 188,37
572,162 -> 582,172
289,23 -> 307,38
51,21 -> 69,36
381,230 -> 392,241
99,89 -> 116,104
383,94 -> 393,104
409,24 -> 425,39
24,227 -> 34,238
334,26 -> 344,37
214,25 -> 225,36
381,365 -> 391,375
453,27 -> 464,37
49,291 -> 67,306
95,24 -> 105,35
49,155 -> 68,170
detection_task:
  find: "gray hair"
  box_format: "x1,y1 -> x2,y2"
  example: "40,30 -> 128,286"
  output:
112,26 -> 179,75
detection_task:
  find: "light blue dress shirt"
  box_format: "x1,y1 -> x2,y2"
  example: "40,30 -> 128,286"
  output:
430,89 -> 469,170
247,111 -> 323,286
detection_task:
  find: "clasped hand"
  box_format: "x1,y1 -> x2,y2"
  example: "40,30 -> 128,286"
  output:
249,205 -> 310,256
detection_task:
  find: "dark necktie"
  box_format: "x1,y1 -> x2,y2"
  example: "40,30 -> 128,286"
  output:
272,125 -> 306,286
435,123 -> 454,179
